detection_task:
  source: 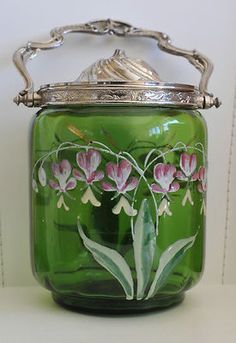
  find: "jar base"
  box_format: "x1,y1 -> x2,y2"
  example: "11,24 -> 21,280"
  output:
52,292 -> 185,314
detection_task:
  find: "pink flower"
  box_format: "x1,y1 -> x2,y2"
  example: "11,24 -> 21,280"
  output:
102,160 -> 138,194
151,163 -> 180,194
176,153 -> 198,181
49,160 -> 76,193
73,149 -> 104,185
197,166 -> 207,193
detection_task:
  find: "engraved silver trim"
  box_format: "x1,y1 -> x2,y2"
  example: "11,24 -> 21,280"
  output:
37,82 -> 203,109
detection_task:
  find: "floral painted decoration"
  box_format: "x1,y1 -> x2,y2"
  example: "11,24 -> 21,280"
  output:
176,153 -> 198,206
33,142 -> 207,216
73,149 -> 104,207
102,160 -> 138,216
151,163 -> 179,216
176,153 -> 198,181
197,166 -> 207,193
197,166 -> 207,215
49,160 -> 77,211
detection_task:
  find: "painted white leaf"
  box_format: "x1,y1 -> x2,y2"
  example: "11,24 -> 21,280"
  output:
133,199 -> 156,300
32,179 -> 38,193
77,219 -> 134,300
38,166 -> 47,187
146,234 -> 197,299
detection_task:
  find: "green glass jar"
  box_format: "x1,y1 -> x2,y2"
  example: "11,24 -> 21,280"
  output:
13,19 -> 220,313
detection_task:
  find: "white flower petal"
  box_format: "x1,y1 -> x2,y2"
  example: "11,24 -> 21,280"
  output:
81,187 -> 101,207
38,166 -> 47,187
112,196 -> 137,217
182,189 -> 194,206
32,179 -> 38,193
57,194 -> 70,211
200,199 -> 206,215
158,198 -> 172,216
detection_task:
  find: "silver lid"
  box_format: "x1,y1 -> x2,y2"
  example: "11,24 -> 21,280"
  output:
77,49 -> 161,83
13,19 -> 221,109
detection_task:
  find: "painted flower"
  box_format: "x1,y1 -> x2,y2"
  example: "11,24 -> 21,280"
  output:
151,163 -> 180,195
151,163 -> 179,217
176,153 -> 198,207
73,149 -> 104,185
73,149 -> 104,207
197,166 -> 207,193
49,160 -> 77,211
197,166 -> 207,216
38,166 -> 47,187
102,160 -> 138,216
176,153 -> 198,181
49,160 -> 76,193
32,179 -> 39,193
102,160 -> 138,194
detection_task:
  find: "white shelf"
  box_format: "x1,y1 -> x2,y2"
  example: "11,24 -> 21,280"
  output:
0,285 -> 236,343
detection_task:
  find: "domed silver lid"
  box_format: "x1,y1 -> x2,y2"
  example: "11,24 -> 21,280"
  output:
77,49 -> 161,83
13,19 -> 221,109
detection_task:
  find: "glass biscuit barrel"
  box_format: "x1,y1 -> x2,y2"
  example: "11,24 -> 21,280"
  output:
13,19 -> 220,313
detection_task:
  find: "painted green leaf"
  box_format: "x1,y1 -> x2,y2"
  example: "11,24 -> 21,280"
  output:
77,219 -> 134,300
133,199 -> 156,300
146,234 -> 197,300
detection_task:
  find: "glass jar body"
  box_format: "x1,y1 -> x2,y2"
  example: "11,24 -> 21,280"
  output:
31,106 -> 207,313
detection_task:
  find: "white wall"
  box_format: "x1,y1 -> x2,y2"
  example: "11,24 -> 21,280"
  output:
0,0 -> 236,286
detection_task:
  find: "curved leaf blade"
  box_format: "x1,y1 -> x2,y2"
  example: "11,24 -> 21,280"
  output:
77,219 -> 134,300
146,234 -> 197,300
133,199 -> 156,300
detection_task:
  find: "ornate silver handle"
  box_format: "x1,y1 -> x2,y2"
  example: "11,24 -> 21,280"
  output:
13,19 -> 220,108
